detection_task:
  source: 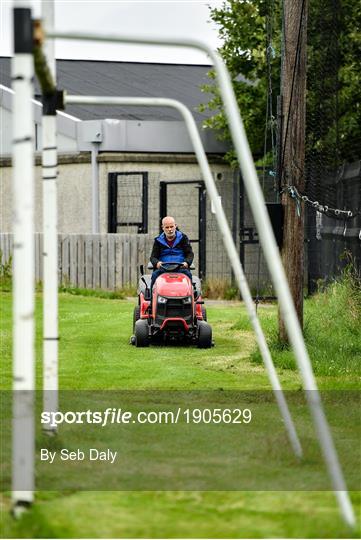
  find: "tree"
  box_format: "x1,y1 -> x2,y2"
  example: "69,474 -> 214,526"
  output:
306,0 -> 361,167
203,0 -> 360,166
200,0 -> 281,165
203,0 -> 360,339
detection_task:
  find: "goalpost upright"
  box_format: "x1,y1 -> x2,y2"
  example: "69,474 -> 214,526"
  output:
9,16 -> 355,526
11,2 -> 35,513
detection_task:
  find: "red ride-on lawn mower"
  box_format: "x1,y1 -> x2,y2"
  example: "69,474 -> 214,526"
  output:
131,262 -> 213,348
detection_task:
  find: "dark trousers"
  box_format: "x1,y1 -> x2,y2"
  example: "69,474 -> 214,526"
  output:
151,268 -> 192,290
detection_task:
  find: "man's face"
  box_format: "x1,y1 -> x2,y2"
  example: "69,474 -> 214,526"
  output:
162,219 -> 176,239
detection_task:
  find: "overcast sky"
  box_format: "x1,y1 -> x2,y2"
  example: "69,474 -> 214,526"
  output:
1,0 -> 224,64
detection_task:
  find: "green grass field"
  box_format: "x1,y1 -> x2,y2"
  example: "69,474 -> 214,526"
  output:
0,278 -> 360,538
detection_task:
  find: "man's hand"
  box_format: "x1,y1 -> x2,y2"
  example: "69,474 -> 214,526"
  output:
156,261 -> 163,269
182,262 -> 188,268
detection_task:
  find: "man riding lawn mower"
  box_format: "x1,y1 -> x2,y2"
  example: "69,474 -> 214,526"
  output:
130,217 -> 213,348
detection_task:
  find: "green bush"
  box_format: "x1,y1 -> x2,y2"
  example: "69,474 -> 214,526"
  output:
249,268 -> 360,376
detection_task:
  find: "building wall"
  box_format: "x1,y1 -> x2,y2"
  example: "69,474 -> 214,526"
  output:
0,155 -> 92,233
0,152 -> 277,288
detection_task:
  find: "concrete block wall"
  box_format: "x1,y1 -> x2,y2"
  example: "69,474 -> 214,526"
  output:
0,152 -> 285,288
0,154 -> 92,234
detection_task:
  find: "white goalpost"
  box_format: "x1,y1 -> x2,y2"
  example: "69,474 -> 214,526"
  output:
49,30 -> 357,527
10,12 -> 356,527
11,2 -> 35,513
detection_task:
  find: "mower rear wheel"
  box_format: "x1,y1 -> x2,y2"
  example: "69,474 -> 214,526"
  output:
135,319 -> 149,347
133,306 -> 140,331
197,320 -> 212,349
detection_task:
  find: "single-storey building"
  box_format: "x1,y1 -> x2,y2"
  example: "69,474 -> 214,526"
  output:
0,57 -> 275,288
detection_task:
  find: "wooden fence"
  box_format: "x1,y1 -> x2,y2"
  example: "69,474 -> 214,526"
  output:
0,233 -> 155,289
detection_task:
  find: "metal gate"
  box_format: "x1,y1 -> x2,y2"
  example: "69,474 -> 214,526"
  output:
159,180 -> 206,279
239,169 -> 283,295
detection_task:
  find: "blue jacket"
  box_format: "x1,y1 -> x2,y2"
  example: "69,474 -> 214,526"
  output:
150,230 -> 194,266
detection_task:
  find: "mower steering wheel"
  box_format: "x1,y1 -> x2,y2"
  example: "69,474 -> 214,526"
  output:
159,262 -> 185,272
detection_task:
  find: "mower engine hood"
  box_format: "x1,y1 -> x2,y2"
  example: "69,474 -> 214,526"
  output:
155,273 -> 192,297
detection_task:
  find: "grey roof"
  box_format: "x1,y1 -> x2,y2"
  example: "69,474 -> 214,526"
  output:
0,57 -> 216,122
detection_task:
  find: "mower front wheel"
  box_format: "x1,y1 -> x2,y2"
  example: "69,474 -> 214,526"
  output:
135,319 -> 150,347
197,320 -> 212,349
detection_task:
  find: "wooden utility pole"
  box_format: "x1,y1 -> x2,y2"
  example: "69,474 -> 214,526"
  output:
279,0 -> 308,342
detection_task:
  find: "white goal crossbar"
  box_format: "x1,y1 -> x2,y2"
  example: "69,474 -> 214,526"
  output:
10,19 -> 355,526
50,32 -> 355,527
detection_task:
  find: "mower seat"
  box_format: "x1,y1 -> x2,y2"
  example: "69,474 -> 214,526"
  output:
138,275 -> 151,296
192,276 -> 202,297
